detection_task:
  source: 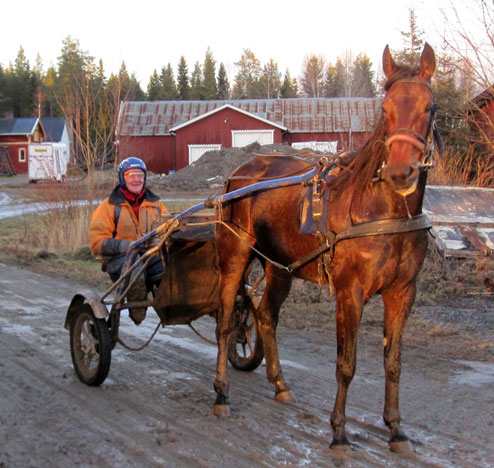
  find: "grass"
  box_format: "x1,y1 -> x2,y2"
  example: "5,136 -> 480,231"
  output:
1,176 -> 492,360
0,178 -> 208,287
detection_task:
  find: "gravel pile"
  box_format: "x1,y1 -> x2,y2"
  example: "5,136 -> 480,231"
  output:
152,143 -> 299,191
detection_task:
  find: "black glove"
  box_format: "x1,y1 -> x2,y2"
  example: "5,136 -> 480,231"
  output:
101,238 -> 132,256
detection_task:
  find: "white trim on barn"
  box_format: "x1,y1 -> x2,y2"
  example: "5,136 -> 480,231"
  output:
292,141 -> 338,153
188,144 -> 222,164
170,104 -> 287,132
231,129 -> 274,147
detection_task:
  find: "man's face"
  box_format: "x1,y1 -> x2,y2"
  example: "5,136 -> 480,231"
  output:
124,169 -> 145,194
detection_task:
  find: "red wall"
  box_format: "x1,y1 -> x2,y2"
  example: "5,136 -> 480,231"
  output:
174,107 -> 283,168
471,100 -> 494,153
119,108 -> 373,174
118,135 -> 176,175
0,136 -> 29,173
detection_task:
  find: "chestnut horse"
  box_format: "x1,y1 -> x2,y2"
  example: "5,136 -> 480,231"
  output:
214,44 -> 437,453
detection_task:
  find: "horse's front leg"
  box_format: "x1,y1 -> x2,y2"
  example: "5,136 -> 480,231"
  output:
330,285 -> 364,449
381,283 -> 416,454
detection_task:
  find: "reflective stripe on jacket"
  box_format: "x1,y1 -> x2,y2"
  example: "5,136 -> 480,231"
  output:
89,185 -> 167,256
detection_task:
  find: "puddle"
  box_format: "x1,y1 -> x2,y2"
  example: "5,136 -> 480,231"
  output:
450,360 -> 494,387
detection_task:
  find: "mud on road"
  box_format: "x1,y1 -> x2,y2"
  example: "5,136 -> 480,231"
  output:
0,264 -> 494,468
1,263 -> 493,468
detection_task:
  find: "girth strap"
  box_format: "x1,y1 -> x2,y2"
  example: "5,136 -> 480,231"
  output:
288,213 -> 431,272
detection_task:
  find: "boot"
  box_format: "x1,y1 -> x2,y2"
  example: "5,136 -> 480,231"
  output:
126,275 -> 148,325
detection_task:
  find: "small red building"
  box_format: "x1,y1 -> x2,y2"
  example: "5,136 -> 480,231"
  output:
470,86 -> 494,154
0,118 -> 46,174
117,98 -> 381,174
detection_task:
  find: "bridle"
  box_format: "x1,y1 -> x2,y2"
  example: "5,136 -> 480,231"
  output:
382,79 -> 442,173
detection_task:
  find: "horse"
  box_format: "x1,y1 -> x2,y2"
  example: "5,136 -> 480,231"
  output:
213,43 -> 437,453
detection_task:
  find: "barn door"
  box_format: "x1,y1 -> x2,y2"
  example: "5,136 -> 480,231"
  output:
188,144 -> 222,164
231,130 -> 274,147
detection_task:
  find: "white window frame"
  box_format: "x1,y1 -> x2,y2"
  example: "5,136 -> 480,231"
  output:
19,148 -> 26,162
231,129 -> 274,147
188,144 -> 222,165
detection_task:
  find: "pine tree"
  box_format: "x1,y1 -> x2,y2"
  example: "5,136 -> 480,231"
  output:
351,54 -> 376,97
217,63 -> 230,100
280,70 -> 298,98
147,70 -> 161,100
11,46 -> 38,117
159,63 -> 177,100
323,64 -> 336,97
42,66 -> 59,116
332,58 -> 349,97
397,8 -> 425,66
260,59 -> 281,98
301,55 -> 325,97
177,56 -> 189,100
189,62 -> 203,100
202,48 -> 218,100
0,65 -> 10,115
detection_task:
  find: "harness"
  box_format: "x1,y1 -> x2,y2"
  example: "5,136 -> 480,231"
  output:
215,78 -> 442,283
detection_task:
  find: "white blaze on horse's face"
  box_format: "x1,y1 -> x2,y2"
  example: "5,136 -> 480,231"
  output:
381,43 -> 436,197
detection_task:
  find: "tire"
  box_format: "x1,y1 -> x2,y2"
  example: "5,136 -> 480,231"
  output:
70,304 -> 111,386
228,294 -> 264,371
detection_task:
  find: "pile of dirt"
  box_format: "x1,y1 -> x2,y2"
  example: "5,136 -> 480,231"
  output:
152,143 -> 299,192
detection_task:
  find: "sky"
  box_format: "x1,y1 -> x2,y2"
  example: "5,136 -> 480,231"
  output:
0,0 -> 476,89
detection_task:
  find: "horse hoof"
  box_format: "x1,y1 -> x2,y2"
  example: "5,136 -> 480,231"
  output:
330,441 -> 352,451
275,390 -> 295,403
213,404 -> 231,417
389,439 -> 413,454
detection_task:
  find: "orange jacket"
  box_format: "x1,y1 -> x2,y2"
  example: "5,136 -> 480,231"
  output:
89,186 -> 167,257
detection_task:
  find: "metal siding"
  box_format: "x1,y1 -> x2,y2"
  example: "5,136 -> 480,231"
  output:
119,135 -> 175,174
118,98 -> 381,137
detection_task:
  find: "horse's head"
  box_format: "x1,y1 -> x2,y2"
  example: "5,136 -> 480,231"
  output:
380,43 -> 436,196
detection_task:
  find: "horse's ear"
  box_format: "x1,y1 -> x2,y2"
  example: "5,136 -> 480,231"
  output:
419,42 -> 436,81
382,45 -> 397,78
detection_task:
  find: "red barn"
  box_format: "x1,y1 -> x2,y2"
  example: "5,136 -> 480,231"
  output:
0,118 -> 46,174
116,98 -> 381,174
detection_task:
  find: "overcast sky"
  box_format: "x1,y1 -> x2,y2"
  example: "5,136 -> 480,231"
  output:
0,0 -> 477,89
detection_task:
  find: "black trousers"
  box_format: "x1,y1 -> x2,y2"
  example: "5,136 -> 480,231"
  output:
104,254 -> 165,288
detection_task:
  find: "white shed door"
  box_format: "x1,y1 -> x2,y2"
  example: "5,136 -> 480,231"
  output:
188,144 -> 222,164
232,130 -> 274,147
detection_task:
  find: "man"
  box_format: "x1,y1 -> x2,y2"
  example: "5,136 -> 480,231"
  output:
89,157 -> 167,324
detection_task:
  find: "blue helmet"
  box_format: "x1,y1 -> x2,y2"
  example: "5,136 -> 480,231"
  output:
118,157 -> 147,190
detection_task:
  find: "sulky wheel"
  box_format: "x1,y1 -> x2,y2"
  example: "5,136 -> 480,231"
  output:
70,303 -> 111,386
228,293 -> 264,371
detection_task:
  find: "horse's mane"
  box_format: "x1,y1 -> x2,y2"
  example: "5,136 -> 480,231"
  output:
330,63 -> 421,200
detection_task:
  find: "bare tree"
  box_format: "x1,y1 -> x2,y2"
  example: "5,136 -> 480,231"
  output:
436,0 -> 494,186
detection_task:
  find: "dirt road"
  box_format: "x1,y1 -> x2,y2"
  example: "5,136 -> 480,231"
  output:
1,263 -> 493,467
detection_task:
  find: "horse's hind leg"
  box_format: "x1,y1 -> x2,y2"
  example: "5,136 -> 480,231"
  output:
213,239 -> 252,416
257,262 -> 294,401
330,285 -> 364,449
381,284 -> 415,453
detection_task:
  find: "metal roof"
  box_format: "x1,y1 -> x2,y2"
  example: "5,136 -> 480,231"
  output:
0,118 -> 39,136
40,117 -> 66,142
424,186 -> 494,257
117,98 -> 381,137
169,104 -> 287,132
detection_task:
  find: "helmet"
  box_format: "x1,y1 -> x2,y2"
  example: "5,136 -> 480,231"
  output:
118,157 -> 147,190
